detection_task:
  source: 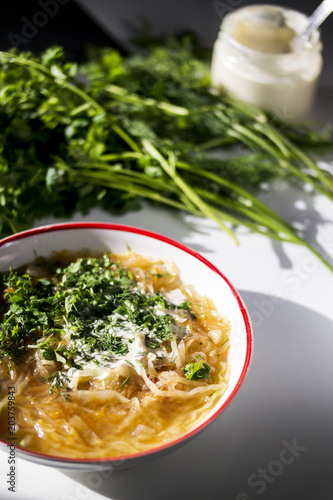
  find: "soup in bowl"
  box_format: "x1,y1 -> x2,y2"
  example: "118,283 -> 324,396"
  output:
0,222 -> 252,469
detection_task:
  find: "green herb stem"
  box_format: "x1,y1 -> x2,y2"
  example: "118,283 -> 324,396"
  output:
142,139 -> 238,244
0,51 -> 141,154
176,161 -> 295,232
105,84 -> 189,117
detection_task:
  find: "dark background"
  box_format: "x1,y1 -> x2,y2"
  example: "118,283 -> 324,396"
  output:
1,0 -> 333,89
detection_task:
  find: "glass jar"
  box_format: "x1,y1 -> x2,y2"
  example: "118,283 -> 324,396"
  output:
211,5 -> 323,120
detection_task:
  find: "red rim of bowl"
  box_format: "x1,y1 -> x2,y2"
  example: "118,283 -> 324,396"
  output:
0,222 -> 252,466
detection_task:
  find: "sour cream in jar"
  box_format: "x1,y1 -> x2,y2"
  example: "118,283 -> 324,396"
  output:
211,5 -> 323,120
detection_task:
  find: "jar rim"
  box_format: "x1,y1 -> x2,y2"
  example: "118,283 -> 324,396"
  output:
218,4 -> 322,61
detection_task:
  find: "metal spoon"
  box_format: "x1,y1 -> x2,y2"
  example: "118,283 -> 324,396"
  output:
293,0 -> 333,47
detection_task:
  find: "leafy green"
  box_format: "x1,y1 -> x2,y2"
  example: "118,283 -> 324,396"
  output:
0,39 -> 333,271
178,300 -> 197,319
183,359 -> 211,380
118,375 -> 129,391
0,269 -> 58,361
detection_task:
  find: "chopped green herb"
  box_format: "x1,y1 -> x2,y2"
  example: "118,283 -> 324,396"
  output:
152,272 -> 171,278
178,301 -> 192,310
178,300 -> 197,319
44,371 -> 72,401
118,376 -> 129,391
183,360 -> 211,380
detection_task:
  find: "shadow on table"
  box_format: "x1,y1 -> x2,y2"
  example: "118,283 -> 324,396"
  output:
61,291 -> 333,500
312,85 -> 333,123
255,180 -> 333,271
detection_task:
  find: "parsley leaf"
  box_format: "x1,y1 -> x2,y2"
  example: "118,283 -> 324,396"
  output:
183,360 -> 211,380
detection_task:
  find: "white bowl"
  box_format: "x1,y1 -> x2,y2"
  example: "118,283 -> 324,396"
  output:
0,222 -> 252,469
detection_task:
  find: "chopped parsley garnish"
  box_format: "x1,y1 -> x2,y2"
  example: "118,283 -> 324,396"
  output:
183,360 -> 211,380
178,300 -> 197,319
0,255 -> 181,397
118,376 -> 129,391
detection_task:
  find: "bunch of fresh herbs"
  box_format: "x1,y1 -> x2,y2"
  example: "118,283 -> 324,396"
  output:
0,37 -> 333,270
